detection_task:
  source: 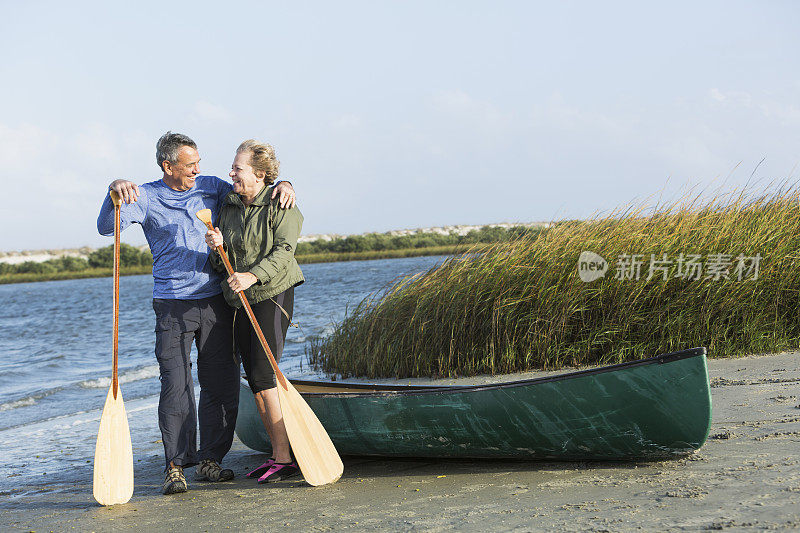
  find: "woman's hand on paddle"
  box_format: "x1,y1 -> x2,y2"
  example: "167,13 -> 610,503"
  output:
272,180 -> 296,209
109,179 -> 140,204
205,228 -> 223,249
227,272 -> 258,293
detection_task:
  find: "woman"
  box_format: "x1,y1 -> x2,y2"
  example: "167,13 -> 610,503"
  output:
205,139 -> 304,483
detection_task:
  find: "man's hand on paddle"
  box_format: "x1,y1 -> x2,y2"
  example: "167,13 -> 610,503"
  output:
109,179 -> 140,204
272,181 -> 296,209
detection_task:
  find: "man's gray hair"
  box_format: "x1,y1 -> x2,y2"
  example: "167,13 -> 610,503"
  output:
156,131 -> 197,171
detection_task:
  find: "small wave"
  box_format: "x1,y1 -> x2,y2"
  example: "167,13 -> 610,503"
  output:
287,336 -> 307,343
0,392 -> 161,432
0,366 -> 158,413
0,396 -> 38,412
78,365 -> 160,389
0,385 -> 65,412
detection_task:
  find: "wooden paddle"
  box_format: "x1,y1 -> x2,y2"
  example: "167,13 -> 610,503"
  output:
92,190 -> 134,505
196,208 -> 343,486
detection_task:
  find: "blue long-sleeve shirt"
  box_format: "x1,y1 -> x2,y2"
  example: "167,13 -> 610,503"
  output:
97,176 -> 233,300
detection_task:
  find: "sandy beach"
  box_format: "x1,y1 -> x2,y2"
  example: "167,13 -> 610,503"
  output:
2,351 -> 798,532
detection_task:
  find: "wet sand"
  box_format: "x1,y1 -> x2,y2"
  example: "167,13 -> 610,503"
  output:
3,352 -> 799,532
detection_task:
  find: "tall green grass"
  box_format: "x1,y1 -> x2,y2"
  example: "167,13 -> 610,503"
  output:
308,187 -> 800,378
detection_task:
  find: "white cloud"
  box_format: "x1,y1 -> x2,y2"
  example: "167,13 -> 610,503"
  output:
190,101 -> 233,123
708,88 -> 753,107
431,89 -> 508,128
332,113 -> 363,130
72,123 -> 119,165
0,122 -> 154,250
0,123 -> 59,171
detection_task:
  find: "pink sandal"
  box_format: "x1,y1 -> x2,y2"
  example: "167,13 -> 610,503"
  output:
246,458 -> 274,478
257,461 -> 300,483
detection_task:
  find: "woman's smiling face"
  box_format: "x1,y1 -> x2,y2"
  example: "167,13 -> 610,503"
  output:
230,150 -> 262,196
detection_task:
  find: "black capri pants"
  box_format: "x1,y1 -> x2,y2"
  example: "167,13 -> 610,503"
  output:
234,287 -> 293,394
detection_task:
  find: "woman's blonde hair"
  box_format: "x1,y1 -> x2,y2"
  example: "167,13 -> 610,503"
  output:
237,139 -> 280,185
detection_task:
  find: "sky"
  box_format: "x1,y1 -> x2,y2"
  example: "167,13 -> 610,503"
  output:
0,0 -> 798,250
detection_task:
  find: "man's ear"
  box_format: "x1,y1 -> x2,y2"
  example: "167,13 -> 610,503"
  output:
162,160 -> 173,176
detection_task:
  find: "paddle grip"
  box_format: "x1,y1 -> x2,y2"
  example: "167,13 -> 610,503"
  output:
200,219 -> 289,390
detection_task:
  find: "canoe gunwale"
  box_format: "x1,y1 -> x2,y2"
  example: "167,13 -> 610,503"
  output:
267,347 -> 707,398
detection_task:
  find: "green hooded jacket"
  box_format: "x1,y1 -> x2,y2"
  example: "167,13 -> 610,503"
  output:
210,184 -> 305,308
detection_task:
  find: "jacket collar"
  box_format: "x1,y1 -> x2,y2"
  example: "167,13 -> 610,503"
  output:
224,183 -> 273,207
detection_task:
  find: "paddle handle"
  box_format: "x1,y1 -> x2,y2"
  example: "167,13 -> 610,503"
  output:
110,191 -> 122,399
199,219 -> 289,390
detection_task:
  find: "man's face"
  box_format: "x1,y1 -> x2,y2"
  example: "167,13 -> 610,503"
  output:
163,145 -> 201,191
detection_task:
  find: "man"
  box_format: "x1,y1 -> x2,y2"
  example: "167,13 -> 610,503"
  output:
97,132 -> 296,495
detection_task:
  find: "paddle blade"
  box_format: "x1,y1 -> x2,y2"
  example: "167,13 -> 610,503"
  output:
278,381 -> 343,486
196,208 -> 213,226
93,385 -> 133,505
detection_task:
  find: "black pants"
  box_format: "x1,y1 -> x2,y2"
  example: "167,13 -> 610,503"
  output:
152,294 -> 239,471
234,288 -> 294,394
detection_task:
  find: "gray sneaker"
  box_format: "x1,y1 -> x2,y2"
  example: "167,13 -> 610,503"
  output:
195,459 -> 234,482
163,466 -> 188,495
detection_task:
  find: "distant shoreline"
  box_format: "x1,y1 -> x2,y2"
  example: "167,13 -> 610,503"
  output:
0,222 -> 545,265
0,245 -> 488,285
0,223 -> 543,285
0,266 -> 153,285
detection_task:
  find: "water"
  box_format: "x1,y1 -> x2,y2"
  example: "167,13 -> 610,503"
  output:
0,255 -> 446,500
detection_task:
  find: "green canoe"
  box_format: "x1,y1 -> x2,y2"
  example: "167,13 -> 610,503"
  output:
235,347 -> 712,460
